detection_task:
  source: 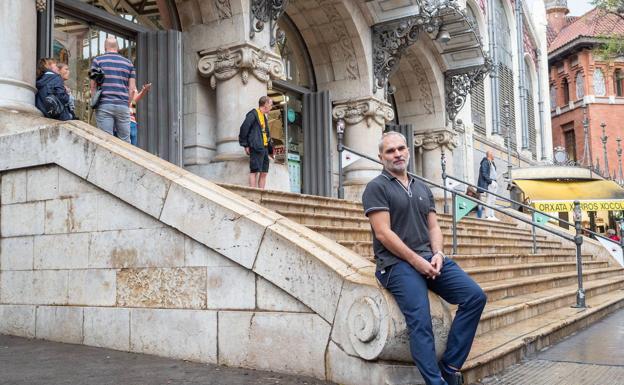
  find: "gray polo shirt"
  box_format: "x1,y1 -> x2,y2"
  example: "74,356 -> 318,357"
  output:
362,169 -> 436,271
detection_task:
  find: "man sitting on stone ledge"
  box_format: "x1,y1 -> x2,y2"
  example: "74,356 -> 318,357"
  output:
362,131 -> 487,385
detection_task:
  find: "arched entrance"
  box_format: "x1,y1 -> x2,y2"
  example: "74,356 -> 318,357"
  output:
267,14 -> 319,194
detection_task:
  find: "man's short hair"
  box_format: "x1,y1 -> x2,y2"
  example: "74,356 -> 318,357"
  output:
258,96 -> 272,107
378,131 -> 407,153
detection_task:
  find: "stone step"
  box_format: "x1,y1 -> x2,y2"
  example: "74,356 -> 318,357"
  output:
276,209 -> 546,239
464,288 -> 624,384
438,215 -> 523,230
480,266 -> 624,302
452,253 -> 595,268
337,241 -> 576,261
219,183 -> 364,211
476,275 -> 624,337
309,225 -> 563,245
465,260 -> 609,284
261,198 -> 365,217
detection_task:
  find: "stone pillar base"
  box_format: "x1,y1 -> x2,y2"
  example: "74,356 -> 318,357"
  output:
188,159 -> 291,192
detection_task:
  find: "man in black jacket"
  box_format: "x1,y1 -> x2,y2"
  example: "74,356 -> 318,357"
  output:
239,96 -> 274,188
477,151 -> 498,220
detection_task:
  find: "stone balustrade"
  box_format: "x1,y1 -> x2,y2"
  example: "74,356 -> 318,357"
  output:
0,109 -> 455,385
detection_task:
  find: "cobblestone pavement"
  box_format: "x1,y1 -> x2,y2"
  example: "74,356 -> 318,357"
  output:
478,308 -> 624,385
0,334 -> 336,385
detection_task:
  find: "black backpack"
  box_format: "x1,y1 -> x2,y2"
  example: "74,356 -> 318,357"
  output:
43,94 -> 64,118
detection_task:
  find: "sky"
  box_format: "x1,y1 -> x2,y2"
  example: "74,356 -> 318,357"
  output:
567,0 -> 595,16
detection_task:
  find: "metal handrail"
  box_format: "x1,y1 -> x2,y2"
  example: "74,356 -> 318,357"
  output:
337,143 -> 587,308
443,171 -> 623,248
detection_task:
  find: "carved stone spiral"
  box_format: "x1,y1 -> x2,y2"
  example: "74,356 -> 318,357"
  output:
346,296 -> 389,360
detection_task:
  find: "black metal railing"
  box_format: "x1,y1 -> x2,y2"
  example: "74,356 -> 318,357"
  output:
336,143 -> 590,308
442,171 -> 624,252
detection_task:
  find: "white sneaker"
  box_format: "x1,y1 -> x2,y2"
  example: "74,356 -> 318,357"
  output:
486,216 -> 501,221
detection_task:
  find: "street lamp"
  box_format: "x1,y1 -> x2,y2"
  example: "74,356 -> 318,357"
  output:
617,137 -> 623,184
572,200 -> 586,308
337,119 -> 346,199
441,148 -> 449,214
601,122 -> 609,178
504,100 -> 512,181
581,105 -> 591,167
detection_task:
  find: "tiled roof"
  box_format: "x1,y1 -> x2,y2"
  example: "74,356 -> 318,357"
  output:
546,24 -> 558,45
548,8 -> 624,53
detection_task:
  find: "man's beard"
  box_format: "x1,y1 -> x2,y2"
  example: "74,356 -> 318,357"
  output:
382,155 -> 409,173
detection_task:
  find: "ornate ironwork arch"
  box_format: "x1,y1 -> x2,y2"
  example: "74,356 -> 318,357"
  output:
371,0 -> 492,122
250,0 -> 289,47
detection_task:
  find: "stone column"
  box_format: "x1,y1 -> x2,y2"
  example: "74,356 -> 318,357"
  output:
197,42 -> 290,190
333,96 -> 394,201
414,128 -> 458,204
0,0 -> 40,114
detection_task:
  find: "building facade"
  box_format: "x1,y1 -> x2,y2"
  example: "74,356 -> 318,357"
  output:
1,0 -> 552,200
547,1 -> 624,181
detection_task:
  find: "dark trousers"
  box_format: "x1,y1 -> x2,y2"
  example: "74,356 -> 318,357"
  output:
376,256 -> 486,385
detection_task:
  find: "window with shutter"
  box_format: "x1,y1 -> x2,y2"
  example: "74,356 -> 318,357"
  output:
494,0 -> 515,149
467,6 -> 486,136
499,64 -> 516,151
525,61 -> 537,160
472,79 -> 486,136
594,69 -> 606,96
575,71 -> 585,100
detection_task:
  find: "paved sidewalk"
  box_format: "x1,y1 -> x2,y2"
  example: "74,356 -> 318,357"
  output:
478,307 -> 624,385
0,334 -> 336,385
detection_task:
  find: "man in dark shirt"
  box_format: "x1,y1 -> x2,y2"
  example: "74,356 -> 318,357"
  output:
239,96 -> 274,188
90,37 -> 136,143
362,132 -> 486,385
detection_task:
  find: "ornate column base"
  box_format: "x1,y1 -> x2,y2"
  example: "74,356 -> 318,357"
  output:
189,158 -> 291,191
333,96 -> 394,201
0,1 -> 39,115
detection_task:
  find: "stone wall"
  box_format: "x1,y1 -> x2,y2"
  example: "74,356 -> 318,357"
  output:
0,163 -> 321,371
0,111 -> 452,385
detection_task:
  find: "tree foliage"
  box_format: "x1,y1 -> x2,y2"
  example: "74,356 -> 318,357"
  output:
592,0 -> 624,59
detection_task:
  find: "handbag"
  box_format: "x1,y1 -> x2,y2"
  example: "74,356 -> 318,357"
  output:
90,86 -> 103,109
88,67 -> 105,109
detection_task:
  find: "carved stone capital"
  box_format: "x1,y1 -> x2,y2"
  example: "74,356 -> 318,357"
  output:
197,43 -> 284,89
332,97 -> 395,128
414,129 -> 458,151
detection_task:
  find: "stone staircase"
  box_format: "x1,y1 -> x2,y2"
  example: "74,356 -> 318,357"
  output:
222,183 -> 624,384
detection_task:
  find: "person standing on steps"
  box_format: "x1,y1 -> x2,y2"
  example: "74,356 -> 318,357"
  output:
478,150 -> 499,221
129,82 -> 151,146
90,36 -> 136,143
362,131 -> 487,385
239,96 -> 274,189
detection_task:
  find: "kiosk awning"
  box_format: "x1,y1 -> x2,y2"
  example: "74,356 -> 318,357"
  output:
514,179 -> 624,212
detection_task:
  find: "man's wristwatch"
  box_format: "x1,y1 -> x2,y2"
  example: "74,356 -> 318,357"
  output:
433,250 -> 447,261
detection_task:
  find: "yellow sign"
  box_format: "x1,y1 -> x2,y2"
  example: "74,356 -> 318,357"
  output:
532,200 -> 624,212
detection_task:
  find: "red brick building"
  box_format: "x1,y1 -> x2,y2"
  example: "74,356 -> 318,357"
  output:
547,0 -> 624,179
